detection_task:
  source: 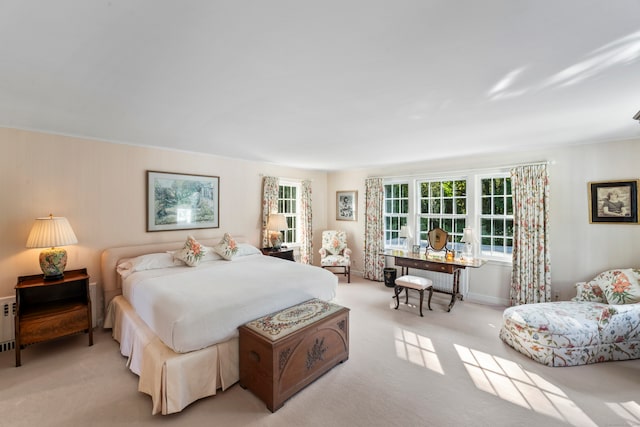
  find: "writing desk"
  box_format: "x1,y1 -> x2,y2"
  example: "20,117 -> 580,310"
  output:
383,251 -> 485,311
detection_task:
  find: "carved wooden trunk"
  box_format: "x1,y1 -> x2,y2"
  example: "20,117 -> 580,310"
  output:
239,299 -> 349,412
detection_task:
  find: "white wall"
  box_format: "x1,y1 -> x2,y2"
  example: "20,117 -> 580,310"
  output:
0,127 -> 329,318
325,139 -> 640,305
3,126 -> 640,311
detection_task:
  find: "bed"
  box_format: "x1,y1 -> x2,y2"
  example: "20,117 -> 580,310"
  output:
101,236 -> 338,414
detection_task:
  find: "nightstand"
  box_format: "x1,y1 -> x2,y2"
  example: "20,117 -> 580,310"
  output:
15,268 -> 93,367
260,247 -> 295,262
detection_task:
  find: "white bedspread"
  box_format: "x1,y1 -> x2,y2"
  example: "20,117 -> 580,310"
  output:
122,254 -> 337,353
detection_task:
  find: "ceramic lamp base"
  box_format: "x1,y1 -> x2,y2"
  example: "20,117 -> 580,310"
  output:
39,247 -> 67,280
270,232 -> 282,249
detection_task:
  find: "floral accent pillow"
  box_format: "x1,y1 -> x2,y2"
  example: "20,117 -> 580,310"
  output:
600,269 -> 640,305
214,233 -> 238,260
174,236 -> 207,267
572,281 -> 607,303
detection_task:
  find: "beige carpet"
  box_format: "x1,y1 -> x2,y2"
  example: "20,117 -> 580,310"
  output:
1,275 -> 639,427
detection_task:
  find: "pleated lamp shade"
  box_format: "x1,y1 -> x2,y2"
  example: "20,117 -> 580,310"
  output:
26,215 -> 78,280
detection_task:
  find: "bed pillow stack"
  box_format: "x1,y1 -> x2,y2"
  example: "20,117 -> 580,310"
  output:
581,269 -> 640,305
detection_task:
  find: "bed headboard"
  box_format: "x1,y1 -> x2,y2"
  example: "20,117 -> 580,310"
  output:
101,237 -> 245,308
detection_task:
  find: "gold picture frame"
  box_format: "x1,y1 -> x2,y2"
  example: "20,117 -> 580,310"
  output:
588,179 -> 638,224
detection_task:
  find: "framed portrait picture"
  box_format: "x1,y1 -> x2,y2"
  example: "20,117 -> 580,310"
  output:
147,171 -> 220,231
588,180 -> 639,224
336,190 -> 357,221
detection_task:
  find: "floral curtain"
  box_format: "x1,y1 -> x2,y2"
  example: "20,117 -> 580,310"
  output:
261,176 -> 279,248
363,177 -> 385,281
510,164 -> 551,305
299,180 -> 313,264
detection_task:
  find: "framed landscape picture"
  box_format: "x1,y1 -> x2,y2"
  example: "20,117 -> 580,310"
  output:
336,190 -> 357,221
588,179 -> 638,224
147,171 -> 219,231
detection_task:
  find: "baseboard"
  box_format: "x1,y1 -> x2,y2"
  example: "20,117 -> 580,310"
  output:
466,292 -> 508,307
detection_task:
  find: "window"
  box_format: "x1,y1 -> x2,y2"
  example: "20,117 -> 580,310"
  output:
384,183 -> 408,247
277,181 -> 300,245
479,175 -> 513,257
417,179 -> 467,251
382,170 -> 514,261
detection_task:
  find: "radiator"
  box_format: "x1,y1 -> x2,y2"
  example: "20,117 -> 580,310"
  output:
0,283 -> 98,353
396,269 -> 469,297
0,296 -> 16,353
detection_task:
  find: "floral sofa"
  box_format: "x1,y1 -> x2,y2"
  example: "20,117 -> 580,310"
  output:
499,269 -> 640,367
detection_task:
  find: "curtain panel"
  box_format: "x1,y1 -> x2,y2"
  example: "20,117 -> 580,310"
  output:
509,164 -> 551,305
299,180 -> 313,264
363,178 -> 385,281
261,176 -> 279,248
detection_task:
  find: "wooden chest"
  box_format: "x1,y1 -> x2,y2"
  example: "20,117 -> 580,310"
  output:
239,299 -> 349,412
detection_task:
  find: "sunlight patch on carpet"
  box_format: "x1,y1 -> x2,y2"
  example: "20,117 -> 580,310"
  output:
454,344 -> 597,427
394,328 -> 444,375
605,401 -> 640,425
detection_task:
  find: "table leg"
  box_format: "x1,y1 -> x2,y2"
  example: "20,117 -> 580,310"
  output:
393,286 -> 402,310
447,269 -> 462,312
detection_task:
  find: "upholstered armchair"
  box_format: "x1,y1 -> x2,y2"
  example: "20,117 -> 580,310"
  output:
319,230 -> 352,283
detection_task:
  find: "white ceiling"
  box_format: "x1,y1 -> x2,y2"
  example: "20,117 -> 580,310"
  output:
2,1 -> 640,171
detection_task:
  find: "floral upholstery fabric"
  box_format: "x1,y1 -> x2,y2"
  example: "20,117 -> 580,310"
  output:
319,230 -> 352,282
319,231 -> 351,266
573,269 -> 640,305
599,269 -> 640,304
500,301 -> 640,367
572,281 -> 606,303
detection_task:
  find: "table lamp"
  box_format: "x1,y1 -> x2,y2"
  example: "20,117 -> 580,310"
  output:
460,227 -> 476,260
26,214 -> 78,280
267,213 -> 287,249
399,226 -> 412,251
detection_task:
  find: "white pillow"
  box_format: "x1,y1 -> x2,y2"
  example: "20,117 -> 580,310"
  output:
234,243 -> 262,257
201,247 -> 224,262
117,253 -> 184,278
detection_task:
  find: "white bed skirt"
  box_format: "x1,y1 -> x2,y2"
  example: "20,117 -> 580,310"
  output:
105,296 -> 239,415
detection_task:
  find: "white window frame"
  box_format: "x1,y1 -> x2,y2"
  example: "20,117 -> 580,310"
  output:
383,181 -> 410,249
382,168 -> 514,263
277,180 -> 301,246
416,176 -> 468,253
476,172 -> 514,261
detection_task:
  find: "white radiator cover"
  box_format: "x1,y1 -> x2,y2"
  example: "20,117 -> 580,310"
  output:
0,296 -> 16,353
0,282 -> 97,353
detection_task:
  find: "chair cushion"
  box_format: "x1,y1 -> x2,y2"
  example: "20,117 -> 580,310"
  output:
395,275 -> 432,290
321,255 -> 350,267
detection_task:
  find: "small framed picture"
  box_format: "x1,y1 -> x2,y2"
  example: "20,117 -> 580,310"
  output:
336,190 -> 357,221
412,245 -> 421,254
588,180 -> 639,224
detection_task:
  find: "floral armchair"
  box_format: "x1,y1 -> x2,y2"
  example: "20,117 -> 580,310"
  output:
319,230 -> 352,283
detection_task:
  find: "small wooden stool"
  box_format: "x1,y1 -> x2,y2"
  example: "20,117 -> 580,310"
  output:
394,275 -> 433,317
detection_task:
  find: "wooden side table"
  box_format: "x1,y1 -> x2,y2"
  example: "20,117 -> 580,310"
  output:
260,247 -> 295,262
15,268 -> 93,367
